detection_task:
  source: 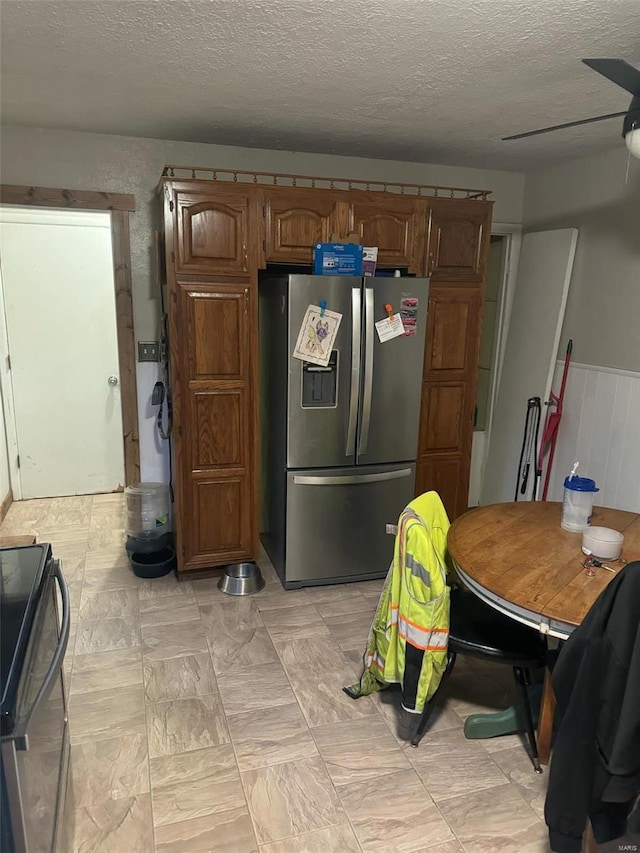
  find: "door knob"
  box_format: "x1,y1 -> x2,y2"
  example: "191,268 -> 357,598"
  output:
108,375 -> 119,386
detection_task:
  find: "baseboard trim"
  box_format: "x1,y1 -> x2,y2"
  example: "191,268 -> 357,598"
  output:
0,489 -> 13,526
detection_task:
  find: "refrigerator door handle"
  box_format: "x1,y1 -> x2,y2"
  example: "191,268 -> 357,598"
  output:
293,468 -> 412,486
346,286 -> 361,456
359,287 -> 375,454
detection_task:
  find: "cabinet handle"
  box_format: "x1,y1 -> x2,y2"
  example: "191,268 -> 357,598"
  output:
243,244 -> 248,268
244,288 -> 249,315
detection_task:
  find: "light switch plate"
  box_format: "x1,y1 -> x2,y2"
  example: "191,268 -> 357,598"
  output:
138,341 -> 160,362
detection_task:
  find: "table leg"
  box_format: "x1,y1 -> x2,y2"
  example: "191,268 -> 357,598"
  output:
582,821 -> 597,853
537,665 -> 556,766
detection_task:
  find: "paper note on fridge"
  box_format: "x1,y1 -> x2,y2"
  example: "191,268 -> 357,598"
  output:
375,313 -> 404,343
292,304 -> 343,367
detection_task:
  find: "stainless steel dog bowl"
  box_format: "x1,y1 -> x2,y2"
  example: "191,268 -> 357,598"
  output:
218,562 -> 265,596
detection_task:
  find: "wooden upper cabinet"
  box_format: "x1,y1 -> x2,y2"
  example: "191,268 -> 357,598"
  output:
173,187 -> 251,275
426,198 -> 492,282
263,189 -> 349,263
262,187 -> 423,269
351,194 -> 419,269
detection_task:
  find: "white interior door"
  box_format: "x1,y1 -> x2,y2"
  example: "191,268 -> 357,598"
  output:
0,207 -> 125,498
481,228 -> 578,505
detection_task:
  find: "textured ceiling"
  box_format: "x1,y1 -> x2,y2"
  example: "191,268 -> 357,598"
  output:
1,0 -> 639,171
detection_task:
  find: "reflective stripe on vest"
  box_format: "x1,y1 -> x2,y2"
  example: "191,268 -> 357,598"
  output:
397,613 -> 449,651
366,649 -> 386,672
405,553 -> 431,587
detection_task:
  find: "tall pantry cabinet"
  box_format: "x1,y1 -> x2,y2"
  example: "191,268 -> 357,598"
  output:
162,176 -> 493,575
417,198 -> 490,517
163,184 -> 258,572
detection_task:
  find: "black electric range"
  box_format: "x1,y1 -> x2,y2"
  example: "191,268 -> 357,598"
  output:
0,544 -> 72,852
1,544 -> 52,735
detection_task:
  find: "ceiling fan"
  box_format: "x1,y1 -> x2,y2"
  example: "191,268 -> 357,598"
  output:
503,59 -> 640,159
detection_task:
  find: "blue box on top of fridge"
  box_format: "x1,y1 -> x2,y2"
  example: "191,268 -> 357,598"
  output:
313,243 -> 364,276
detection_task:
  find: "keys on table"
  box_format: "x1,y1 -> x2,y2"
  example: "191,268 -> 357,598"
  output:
582,556 -> 624,576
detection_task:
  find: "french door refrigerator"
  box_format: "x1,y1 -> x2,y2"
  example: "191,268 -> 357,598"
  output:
259,274 -> 429,588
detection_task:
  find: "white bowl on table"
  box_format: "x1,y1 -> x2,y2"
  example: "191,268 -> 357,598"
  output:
582,527 -> 624,561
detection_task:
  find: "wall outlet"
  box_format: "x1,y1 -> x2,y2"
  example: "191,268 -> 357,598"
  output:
138,341 -> 160,362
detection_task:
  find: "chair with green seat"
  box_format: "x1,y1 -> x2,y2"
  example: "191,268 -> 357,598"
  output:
410,585 -> 548,773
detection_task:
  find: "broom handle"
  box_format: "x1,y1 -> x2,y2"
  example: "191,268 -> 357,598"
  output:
557,339 -> 573,414
541,340 -> 573,500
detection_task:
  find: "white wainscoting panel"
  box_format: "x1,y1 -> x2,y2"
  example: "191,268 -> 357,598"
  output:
547,362 -> 640,512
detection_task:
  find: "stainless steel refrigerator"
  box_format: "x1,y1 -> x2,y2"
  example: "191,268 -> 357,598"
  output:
259,274 -> 429,588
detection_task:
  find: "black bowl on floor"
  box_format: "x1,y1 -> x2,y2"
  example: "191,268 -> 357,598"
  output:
129,546 -> 176,579
125,531 -> 171,555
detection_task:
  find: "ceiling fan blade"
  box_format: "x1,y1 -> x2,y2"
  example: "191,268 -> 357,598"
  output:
502,111 -> 627,141
582,59 -> 640,97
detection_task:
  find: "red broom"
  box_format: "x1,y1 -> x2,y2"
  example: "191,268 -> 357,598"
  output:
538,340 -> 573,501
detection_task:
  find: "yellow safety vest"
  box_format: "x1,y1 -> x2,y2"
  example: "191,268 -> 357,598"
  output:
344,491 -> 451,713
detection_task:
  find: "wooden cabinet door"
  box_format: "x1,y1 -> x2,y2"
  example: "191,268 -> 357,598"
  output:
416,456 -> 465,526
426,199 -> 492,282
263,189 -> 348,263
417,285 -> 483,520
351,194 -> 419,269
174,188 -> 251,275
173,283 -> 254,570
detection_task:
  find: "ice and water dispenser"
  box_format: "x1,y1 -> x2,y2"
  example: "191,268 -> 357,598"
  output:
301,351 -> 338,408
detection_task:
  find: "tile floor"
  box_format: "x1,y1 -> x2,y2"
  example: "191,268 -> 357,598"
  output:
0,494 -> 551,852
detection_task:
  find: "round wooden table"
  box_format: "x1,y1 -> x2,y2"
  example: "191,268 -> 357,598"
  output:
448,501 -> 640,764
448,501 -> 640,639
